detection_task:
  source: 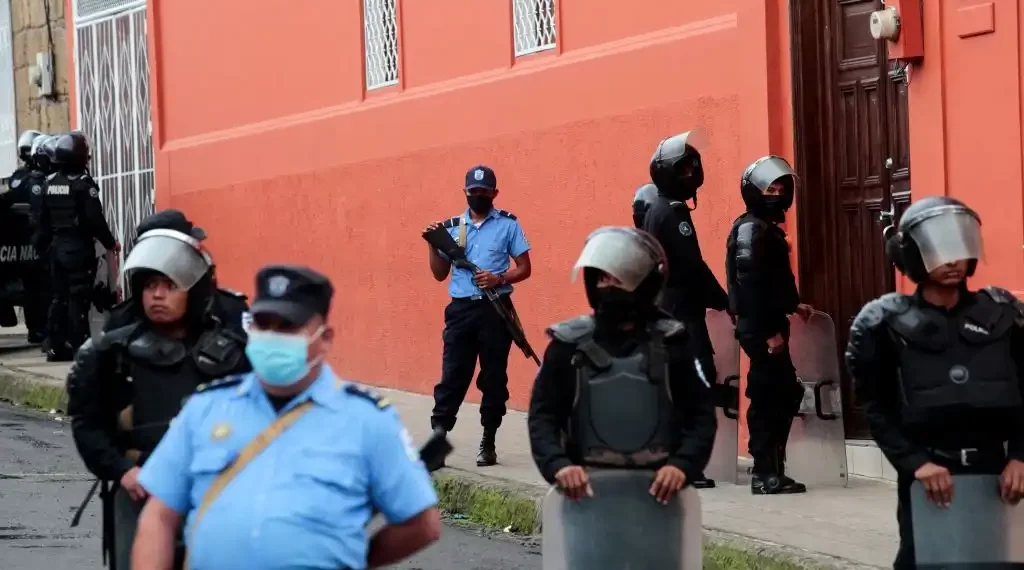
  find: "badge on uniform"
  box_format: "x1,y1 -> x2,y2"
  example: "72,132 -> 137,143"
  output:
31,185 -> 41,195
474,169 -> 485,181
678,221 -> 693,236
88,186 -> 99,198
211,423 -> 232,441
241,311 -> 253,333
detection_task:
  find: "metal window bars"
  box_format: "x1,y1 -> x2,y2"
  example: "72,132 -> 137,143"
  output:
513,0 -> 557,57
364,0 -> 400,89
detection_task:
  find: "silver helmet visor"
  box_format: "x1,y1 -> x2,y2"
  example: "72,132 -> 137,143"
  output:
746,156 -> 798,192
122,229 -> 210,290
908,210 -> 984,273
571,227 -> 662,292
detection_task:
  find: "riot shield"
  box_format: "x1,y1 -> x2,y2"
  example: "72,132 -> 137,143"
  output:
912,474 -> 1024,565
88,245 -> 119,340
542,469 -> 702,570
705,309 -> 740,485
784,310 -> 848,487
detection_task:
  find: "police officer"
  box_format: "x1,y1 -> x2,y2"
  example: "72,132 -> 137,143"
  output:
66,227 -> 249,570
132,264 -> 442,570
640,132 -> 729,487
1,131 -> 50,342
528,226 -> 716,504
38,131 -> 119,361
104,209 -> 249,334
424,165 -> 532,466
846,196 -> 1024,569
631,183 -> 658,229
725,155 -> 812,495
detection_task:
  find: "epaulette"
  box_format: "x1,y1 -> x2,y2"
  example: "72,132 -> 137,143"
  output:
441,216 -> 460,229
194,375 -> 244,394
218,287 -> 248,300
496,209 -> 517,220
344,383 -> 392,409
981,286 -> 1024,324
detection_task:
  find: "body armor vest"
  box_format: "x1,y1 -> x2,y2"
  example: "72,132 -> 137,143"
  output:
548,315 -> 678,468
887,291 -> 1021,427
43,173 -> 82,232
106,320 -> 246,455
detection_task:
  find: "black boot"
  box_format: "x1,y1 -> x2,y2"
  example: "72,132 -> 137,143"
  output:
691,472 -> 716,489
776,444 -> 806,493
476,427 -> 498,466
429,423 -> 448,471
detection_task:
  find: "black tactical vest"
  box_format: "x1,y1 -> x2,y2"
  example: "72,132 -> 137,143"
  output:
43,173 -> 82,232
547,315 -> 679,468
105,320 -> 246,455
886,290 -> 1021,427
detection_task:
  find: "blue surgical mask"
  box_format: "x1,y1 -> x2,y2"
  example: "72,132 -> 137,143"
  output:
245,327 -> 324,387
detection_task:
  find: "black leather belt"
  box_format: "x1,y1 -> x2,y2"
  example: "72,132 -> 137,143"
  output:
927,444 -> 1006,467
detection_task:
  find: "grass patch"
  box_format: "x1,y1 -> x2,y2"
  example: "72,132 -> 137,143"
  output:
0,373 -> 67,412
704,540 -> 815,570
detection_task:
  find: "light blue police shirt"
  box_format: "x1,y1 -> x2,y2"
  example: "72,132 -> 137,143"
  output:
440,208 -> 530,299
137,364 -> 438,570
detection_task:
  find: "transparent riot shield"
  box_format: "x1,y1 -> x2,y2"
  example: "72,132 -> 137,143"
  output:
705,309 -> 740,485
785,310 -> 849,487
542,469 -> 703,570
912,474 -> 1024,564
89,246 -> 119,340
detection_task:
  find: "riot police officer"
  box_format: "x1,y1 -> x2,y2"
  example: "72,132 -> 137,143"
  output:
104,209 -> 249,335
1,131 -> 50,342
67,227 -> 250,570
640,131 -> 729,487
725,155 -> 812,495
846,196 -> 1024,569
631,183 -> 658,229
527,226 -> 716,503
38,131 -> 119,361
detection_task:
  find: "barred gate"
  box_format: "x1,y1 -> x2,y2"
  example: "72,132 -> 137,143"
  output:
73,0 -> 154,280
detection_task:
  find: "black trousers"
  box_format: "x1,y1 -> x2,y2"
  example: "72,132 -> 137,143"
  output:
431,296 -> 515,431
22,257 -> 49,337
681,315 -> 718,390
740,333 -> 804,474
893,452 -> 1006,570
47,240 -> 96,354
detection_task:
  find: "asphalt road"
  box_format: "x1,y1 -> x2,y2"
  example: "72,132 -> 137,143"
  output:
0,403 -> 540,569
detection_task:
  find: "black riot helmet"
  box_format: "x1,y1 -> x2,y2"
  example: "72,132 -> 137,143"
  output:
740,155 -> 797,223
884,196 -> 983,284
571,226 -> 668,323
631,183 -> 658,228
122,228 -> 216,325
17,130 -> 43,163
649,130 -> 706,206
50,131 -> 92,173
31,135 -> 57,174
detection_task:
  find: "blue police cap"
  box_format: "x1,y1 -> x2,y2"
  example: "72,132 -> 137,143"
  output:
250,264 -> 334,325
464,165 -> 497,191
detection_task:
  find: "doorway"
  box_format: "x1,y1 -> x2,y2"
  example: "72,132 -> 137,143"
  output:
790,0 -> 912,439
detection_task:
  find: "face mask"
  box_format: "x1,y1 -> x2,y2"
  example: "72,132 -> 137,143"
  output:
593,287 -> 640,323
757,196 -> 787,223
467,195 -> 493,214
245,327 -> 324,387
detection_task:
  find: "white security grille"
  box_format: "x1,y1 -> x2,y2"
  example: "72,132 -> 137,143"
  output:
0,0 -> 17,178
73,0 -> 154,279
513,0 -> 557,57
363,0 -> 399,90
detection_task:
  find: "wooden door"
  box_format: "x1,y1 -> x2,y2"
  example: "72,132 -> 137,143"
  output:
791,0 -> 911,439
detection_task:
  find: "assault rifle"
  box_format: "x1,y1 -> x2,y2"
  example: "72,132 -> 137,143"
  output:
422,226 -> 542,366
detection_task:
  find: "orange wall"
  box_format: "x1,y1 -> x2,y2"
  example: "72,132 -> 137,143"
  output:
140,0 -> 795,415
906,0 -> 1024,293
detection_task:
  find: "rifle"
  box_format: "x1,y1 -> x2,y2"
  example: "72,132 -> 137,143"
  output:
422,226 -> 541,365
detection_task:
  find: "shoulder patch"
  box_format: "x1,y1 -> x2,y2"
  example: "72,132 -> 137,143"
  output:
496,209 -> 517,220
218,288 -> 248,300
344,383 -> 392,409
88,186 -> 99,198
441,216 -> 461,229
650,318 -> 687,339
546,315 -> 596,343
194,375 -> 244,394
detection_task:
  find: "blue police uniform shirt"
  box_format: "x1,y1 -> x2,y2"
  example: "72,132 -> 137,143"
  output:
137,364 -> 438,570
441,208 -> 530,299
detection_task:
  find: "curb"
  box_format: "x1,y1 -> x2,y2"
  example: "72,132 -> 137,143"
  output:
431,469 -> 884,570
0,366 -> 67,412
0,367 -> 882,569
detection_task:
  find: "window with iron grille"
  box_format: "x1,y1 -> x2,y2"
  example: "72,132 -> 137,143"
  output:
364,0 -> 399,89
513,0 -> 557,57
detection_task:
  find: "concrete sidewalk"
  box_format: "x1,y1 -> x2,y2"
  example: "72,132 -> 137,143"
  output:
0,327 -> 897,569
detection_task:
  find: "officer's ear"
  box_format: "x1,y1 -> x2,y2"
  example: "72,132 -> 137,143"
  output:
491,188 -> 499,199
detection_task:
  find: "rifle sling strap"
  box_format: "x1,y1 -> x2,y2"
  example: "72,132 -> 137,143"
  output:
457,217 -> 467,249
183,400 -> 315,567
